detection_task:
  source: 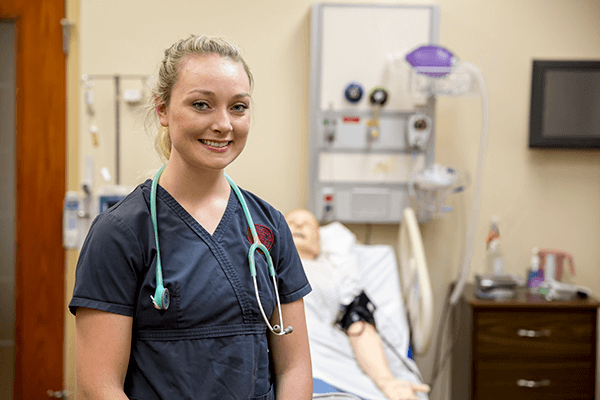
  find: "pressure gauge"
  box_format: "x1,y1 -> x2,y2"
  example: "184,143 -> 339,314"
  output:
369,87 -> 388,106
344,82 -> 364,103
407,114 -> 433,150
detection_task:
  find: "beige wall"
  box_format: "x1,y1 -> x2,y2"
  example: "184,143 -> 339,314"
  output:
65,0 -> 79,397
66,0 -> 600,398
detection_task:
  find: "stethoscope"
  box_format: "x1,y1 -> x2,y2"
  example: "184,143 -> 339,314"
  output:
149,165 -> 293,336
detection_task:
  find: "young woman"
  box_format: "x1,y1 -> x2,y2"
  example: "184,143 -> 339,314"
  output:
70,35 -> 312,400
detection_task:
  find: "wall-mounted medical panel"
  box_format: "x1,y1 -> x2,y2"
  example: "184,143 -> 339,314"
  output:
318,154 -> 424,183
320,112 -> 410,150
309,3 -> 440,223
319,6 -> 434,112
316,184 -> 407,224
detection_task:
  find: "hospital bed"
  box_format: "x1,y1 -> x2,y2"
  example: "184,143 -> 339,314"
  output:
308,213 -> 430,400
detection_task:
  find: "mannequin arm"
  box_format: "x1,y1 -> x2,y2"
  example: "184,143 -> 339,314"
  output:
347,322 -> 429,400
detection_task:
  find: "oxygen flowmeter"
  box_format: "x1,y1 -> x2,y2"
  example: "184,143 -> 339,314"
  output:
366,87 -> 389,140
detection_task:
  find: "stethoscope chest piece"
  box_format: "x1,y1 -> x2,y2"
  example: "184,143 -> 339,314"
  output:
162,288 -> 170,309
152,286 -> 170,310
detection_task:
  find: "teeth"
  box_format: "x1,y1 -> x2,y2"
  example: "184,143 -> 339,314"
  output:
201,140 -> 229,148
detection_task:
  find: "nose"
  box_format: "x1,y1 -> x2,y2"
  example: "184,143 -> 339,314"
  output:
211,107 -> 233,134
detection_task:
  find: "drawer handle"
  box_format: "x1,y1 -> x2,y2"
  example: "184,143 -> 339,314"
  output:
517,328 -> 551,338
517,379 -> 551,388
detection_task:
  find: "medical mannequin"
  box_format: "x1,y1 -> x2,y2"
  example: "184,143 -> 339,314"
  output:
285,209 -> 430,400
70,35 -> 312,400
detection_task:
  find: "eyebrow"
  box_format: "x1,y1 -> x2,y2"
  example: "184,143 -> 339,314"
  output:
187,89 -> 250,99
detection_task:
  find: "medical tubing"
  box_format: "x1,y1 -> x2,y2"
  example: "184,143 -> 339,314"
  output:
225,174 -> 259,240
253,275 -> 285,335
428,285 -> 461,392
253,277 -> 273,330
429,287 -> 450,388
449,61 -> 489,305
270,273 -> 286,333
225,174 -> 286,335
150,165 -> 167,305
248,242 -> 285,333
379,333 -> 425,385
226,174 -> 276,277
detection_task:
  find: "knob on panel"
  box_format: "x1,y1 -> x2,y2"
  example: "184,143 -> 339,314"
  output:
369,87 -> 388,106
344,82 -> 364,103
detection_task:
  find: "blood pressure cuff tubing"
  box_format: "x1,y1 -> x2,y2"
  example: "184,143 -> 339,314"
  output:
336,291 -> 376,332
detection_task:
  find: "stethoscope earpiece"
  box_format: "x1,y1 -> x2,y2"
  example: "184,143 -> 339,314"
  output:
150,166 -> 293,335
275,326 -> 294,335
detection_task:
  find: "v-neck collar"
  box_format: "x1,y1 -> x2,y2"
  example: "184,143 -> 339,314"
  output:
153,182 -> 237,243
146,180 -> 258,325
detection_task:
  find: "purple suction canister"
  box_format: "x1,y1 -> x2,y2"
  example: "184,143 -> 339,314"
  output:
405,45 -> 455,77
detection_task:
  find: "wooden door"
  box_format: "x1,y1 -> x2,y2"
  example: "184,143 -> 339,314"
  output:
0,0 -> 66,398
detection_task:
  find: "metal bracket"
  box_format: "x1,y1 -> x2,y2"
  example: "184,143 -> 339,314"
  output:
47,389 -> 70,398
60,19 -> 75,55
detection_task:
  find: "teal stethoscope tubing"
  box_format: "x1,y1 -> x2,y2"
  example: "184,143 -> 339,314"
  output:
149,165 -> 291,336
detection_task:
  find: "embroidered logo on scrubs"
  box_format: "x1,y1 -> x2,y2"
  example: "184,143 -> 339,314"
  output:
246,224 -> 274,251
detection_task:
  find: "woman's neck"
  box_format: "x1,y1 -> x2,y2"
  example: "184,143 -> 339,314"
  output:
157,159 -> 231,234
160,157 -> 227,196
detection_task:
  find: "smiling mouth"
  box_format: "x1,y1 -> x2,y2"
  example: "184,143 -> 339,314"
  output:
200,139 -> 231,148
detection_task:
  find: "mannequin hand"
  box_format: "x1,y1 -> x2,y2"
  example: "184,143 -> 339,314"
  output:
379,377 -> 430,400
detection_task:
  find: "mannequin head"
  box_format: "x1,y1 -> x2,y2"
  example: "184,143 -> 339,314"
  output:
285,209 -> 320,260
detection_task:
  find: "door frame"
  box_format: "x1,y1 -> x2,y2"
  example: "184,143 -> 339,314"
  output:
0,0 -> 66,397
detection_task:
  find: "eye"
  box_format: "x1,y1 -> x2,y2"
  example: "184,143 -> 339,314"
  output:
192,101 -> 210,111
231,103 -> 249,113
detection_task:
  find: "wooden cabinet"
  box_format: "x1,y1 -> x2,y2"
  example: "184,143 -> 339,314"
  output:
452,284 -> 599,400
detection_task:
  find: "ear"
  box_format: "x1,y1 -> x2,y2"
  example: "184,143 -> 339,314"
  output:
155,98 -> 169,127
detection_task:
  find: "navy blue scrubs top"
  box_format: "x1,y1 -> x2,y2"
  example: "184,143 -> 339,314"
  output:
69,180 -> 311,400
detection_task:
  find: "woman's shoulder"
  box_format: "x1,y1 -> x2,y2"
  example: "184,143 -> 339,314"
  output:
91,180 -> 152,231
236,186 -> 284,225
79,181 -> 154,265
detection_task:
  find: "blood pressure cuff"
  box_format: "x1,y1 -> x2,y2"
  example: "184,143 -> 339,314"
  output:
336,291 -> 376,332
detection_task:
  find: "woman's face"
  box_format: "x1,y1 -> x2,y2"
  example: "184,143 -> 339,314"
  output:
285,209 -> 320,260
158,53 -> 251,173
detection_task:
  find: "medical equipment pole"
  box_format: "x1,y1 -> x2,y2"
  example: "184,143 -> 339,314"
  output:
80,74 -> 149,185
448,62 -> 489,305
114,75 -> 121,185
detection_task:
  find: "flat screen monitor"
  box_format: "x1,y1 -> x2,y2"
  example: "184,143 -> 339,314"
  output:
529,60 -> 600,148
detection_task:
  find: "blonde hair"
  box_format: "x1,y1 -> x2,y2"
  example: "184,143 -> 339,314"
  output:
149,35 -> 253,161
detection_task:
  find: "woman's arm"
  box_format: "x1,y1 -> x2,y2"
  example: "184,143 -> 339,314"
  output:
347,322 -> 430,400
76,308 -> 133,400
269,299 -> 313,400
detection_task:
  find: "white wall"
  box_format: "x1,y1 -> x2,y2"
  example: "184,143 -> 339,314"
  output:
67,1 -> 600,398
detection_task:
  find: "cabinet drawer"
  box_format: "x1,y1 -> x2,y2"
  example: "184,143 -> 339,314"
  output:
475,310 -> 594,359
475,361 -> 594,400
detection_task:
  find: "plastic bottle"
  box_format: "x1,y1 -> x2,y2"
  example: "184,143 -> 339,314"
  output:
486,238 -> 505,276
527,247 -> 543,293
545,253 -> 556,283
486,216 -> 500,249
